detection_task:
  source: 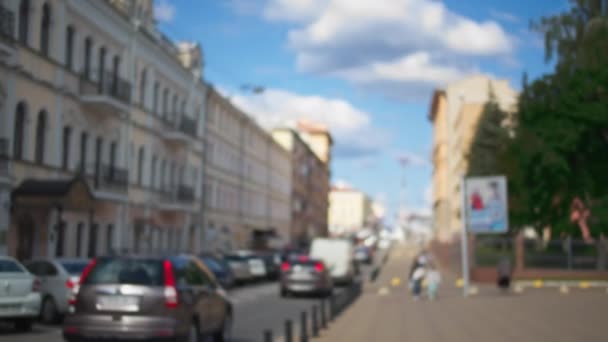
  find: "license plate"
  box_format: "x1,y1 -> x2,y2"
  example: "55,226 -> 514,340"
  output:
96,295 -> 140,312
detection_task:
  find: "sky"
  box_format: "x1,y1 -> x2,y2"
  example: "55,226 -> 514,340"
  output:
155,0 -> 567,222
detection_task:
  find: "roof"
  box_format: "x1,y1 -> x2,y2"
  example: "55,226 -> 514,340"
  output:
12,179 -> 78,198
428,89 -> 446,122
11,176 -> 95,210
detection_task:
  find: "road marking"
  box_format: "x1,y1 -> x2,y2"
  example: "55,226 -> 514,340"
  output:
456,278 -> 464,288
560,285 -> 569,294
514,284 -> 524,293
391,277 -> 401,287
579,281 -> 591,289
533,280 -> 544,288
469,286 -> 479,295
378,287 -> 389,296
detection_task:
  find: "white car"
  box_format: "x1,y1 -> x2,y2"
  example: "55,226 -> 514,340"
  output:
0,256 -> 41,331
233,250 -> 267,280
24,258 -> 90,323
310,238 -> 357,285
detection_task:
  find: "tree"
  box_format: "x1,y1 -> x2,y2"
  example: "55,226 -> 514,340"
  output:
466,86 -> 510,177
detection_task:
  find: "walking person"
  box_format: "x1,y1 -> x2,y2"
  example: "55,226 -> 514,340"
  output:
426,263 -> 441,301
410,262 -> 426,301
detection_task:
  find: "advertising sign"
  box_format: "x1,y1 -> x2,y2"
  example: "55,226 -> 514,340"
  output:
464,176 -> 508,234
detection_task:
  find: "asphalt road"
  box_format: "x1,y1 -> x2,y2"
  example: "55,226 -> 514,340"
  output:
0,265 -> 373,342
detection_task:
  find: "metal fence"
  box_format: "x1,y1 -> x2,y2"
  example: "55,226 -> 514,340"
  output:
474,235 -> 515,267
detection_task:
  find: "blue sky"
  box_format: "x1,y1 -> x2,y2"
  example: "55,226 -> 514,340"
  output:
155,0 -> 566,222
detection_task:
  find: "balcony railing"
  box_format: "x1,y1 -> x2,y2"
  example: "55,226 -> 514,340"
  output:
0,138 -> 9,177
82,163 -> 128,193
179,116 -> 198,137
177,185 -> 195,203
80,71 -> 132,105
0,5 -> 15,43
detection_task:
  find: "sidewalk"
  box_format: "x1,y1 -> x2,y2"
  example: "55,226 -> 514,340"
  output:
314,245 -> 607,342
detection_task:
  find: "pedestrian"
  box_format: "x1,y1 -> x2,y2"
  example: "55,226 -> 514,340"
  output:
410,263 -> 426,300
426,263 -> 441,301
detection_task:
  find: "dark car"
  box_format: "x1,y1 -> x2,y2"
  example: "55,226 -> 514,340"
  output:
258,252 -> 281,280
280,256 -> 333,298
199,254 -> 235,289
63,255 -> 232,342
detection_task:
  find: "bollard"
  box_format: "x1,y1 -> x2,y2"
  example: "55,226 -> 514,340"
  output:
300,311 -> 308,342
312,305 -> 319,337
320,299 -> 327,329
285,320 -> 293,342
264,329 -> 273,342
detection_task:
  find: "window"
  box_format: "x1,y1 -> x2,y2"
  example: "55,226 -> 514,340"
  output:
83,37 -> 92,78
181,100 -> 187,115
65,26 -> 75,69
35,110 -> 47,164
18,0 -> 30,45
150,155 -> 157,189
153,82 -> 160,114
172,95 -> 178,122
137,146 -> 145,186
160,159 -> 166,191
112,56 -> 120,94
106,224 -> 114,253
76,222 -> 84,257
40,3 -> 51,56
94,137 -> 103,185
98,47 -> 106,90
55,221 -> 66,257
13,102 -> 26,160
84,259 -> 164,286
88,223 -> 98,258
162,89 -> 169,119
139,69 -> 147,106
109,141 -> 117,169
62,126 -> 72,170
170,162 -> 176,189
80,132 -> 88,172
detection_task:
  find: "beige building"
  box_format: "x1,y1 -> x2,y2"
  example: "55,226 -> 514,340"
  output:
429,74 -> 517,242
272,124 -> 332,247
203,87 -> 292,252
0,0 -> 206,258
328,186 -> 373,236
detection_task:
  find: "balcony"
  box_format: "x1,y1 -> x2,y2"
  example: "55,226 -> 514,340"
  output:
157,185 -> 196,211
79,71 -> 132,115
0,5 -> 15,56
0,138 -> 9,178
81,163 -> 128,199
177,185 -> 195,203
162,115 -> 197,144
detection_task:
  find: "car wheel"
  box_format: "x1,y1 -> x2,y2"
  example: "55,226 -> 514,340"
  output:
14,319 -> 33,332
186,320 -> 200,342
213,314 -> 232,342
41,296 -> 58,324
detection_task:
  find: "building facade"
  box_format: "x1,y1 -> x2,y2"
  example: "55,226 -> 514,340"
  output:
272,126 -> 331,247
328,186 -> 373,236
0,0 -> 206,259
203,87 -> 292,252
429,74 -> 517,242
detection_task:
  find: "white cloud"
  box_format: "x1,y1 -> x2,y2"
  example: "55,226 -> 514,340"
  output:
256,0 -> 515,101
154,0 -> 176,23
230,88 -> 390,158
333,179 -> 352,189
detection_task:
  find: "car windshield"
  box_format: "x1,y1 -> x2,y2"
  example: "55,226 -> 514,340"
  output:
60,261 -> 90,275
83,258 -> 164,286
0,260 -> 25,273
203,257 -> 224,272
225,255 -> 246,262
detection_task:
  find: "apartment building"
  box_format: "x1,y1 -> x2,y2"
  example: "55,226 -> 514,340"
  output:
272,124 -> 332,248
429,75 -> 517,242
203,87 -> 292,252
328,186 -> 373,236
0,0 -> 206,258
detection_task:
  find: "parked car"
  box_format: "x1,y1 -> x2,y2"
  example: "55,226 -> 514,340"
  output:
258,252 -> 281,280
354,246 -> 374,265
24,258 -> 90,323
0,256 -> 41,331
199,254 -> 235,289
310,238 -> 357,285
229,251 -> 267,281
224,254 -> 254,284
280,255 -> 333,297
63,255 -> 233,342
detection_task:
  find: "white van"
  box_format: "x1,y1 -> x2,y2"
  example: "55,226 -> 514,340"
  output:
310,238 -> 357,285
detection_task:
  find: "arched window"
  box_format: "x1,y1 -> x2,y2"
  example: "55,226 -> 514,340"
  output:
162,88 -> 169,119
153,82 -> 160,114
139,69 -> 147,106
94,137 -> 103,187
62,125 -> 72,170
98,47 -> 106,90
18,0 -> 30,45
13,102 -> 27,160
112,56 -> 120,94
150,155 -> 157,189
109,141 -> 117,169
40,2 -> 51,56
65,25 -> 75,69
171,95 -> 178,122
83,37 -> 92,78
137,146 -> 144,186
79,132 -> 88,172
35,110 -> 47,164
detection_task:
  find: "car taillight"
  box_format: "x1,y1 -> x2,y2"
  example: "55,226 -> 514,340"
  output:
314,262 -> 324,273
281,262 -> 290,272
163,260 -> 178,308
32,278 -> 41,292
66,279 -> 75,289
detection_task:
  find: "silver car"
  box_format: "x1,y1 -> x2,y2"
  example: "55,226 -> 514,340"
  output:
280,256 -> 333,297
0,256 -> 42,331
24,258 -> 90,323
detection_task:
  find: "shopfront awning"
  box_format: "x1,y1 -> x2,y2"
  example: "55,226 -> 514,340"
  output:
11,176 -> 95,211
